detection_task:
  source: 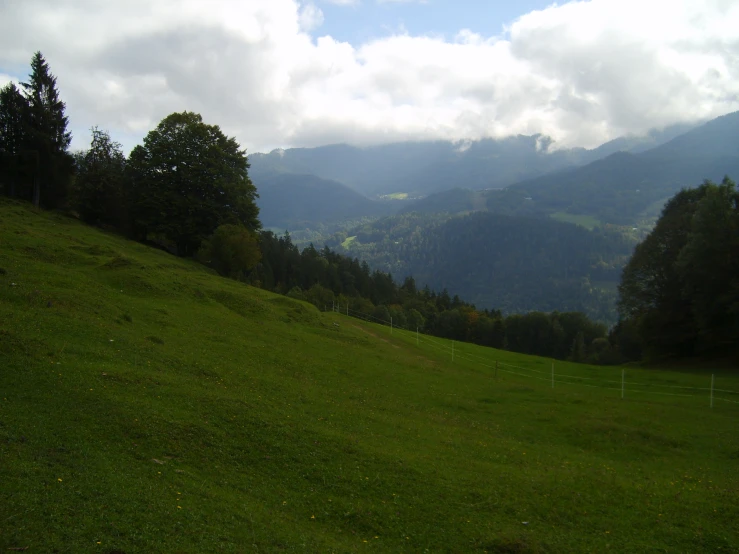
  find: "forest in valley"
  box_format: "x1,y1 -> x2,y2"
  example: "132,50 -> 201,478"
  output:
326,211 -> 635,323
2,52 -> 738,366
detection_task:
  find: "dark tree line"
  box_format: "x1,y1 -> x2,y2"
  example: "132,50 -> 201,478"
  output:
0,52 -> 74,208
1,52 -> 614,364
249,231 -> 613,363
1,54 -> 259,257
615,177 -> 739,362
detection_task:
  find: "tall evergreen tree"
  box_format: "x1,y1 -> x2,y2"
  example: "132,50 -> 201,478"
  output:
0,82 -> 29,197
21,51 -> 74,208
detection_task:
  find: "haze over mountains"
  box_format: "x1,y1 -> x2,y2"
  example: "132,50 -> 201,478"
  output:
249,111 -> 739,323
251,113 -> 736,230
484,111 -> 739,225
250,120 -> 699,227
253,172 -> 393,230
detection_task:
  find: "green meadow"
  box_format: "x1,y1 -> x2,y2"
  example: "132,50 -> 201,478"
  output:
1,198 -> 738,553
341,236 -> 358,249
381,193 -> 409,200
549,212 -> 602,230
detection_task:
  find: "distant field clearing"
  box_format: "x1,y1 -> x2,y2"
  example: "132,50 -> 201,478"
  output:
550,211 -> 601,229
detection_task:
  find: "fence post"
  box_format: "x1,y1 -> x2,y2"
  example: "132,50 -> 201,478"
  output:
452,341 -> 455,362
495,360 -> 498,380
390,317 -> 393,334
621,369 -> 625,399
551,362 -> 554,388
416,327 -> 419,346
711,374 -> 714,408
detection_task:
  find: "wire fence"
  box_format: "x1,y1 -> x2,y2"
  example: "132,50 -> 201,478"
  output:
326,303 -> 739,409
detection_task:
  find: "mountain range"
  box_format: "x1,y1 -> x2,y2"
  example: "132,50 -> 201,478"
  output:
249,111 -> 739,322
483,111 -> 739,225
249,118 -> 719,229
252,171 -> 393,230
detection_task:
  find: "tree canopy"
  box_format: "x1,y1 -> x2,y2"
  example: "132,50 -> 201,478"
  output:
72,127 -> 127,227
0,83 -> 28,198
0,52 -> 74,207
127,111 -> 259,256
617,177 -> 739,360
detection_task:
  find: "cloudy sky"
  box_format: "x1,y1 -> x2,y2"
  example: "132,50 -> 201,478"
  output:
1,0 -> 738,154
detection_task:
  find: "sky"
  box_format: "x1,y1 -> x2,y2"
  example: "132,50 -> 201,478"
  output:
1,0 -> 738,154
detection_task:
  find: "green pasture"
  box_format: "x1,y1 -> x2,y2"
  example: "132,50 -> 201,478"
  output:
0,198 -> 737,553
341,235 -> 357,249
549,212 -> 602,230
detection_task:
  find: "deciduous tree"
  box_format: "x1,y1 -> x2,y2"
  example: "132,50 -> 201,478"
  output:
197,224 -> 261,279
677,177 -> 739,352
72,127 -> 127,227
128,111 -> 259,256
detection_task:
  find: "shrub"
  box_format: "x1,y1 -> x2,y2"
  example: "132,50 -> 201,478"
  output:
197,224 -> 261,280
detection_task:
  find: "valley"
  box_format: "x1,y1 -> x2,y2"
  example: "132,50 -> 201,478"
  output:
250,114 -> 739,323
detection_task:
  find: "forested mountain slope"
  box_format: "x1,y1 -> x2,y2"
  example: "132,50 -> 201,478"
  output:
398,188 -> 485,215
250,124 -> 691,198
483,111 -> 739,225
334,212 -> 635,323
251,170 -> 394,229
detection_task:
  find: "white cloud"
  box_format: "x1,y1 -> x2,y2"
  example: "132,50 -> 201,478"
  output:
0,0 -> 737,154
299,2 -> 325,31
322,0 -> 360,5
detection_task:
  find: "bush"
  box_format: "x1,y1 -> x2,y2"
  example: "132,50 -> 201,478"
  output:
197,224 -> 261,279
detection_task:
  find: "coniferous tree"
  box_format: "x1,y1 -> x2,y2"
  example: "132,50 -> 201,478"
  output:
21,52 -> 74,208
0,82 -> 29,197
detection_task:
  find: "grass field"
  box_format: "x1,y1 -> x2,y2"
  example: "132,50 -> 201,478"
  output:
549,212 -> 602,230
1,198 -> 738,553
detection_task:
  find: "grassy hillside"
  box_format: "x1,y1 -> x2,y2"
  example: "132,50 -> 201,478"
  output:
1,198 -> 738,553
